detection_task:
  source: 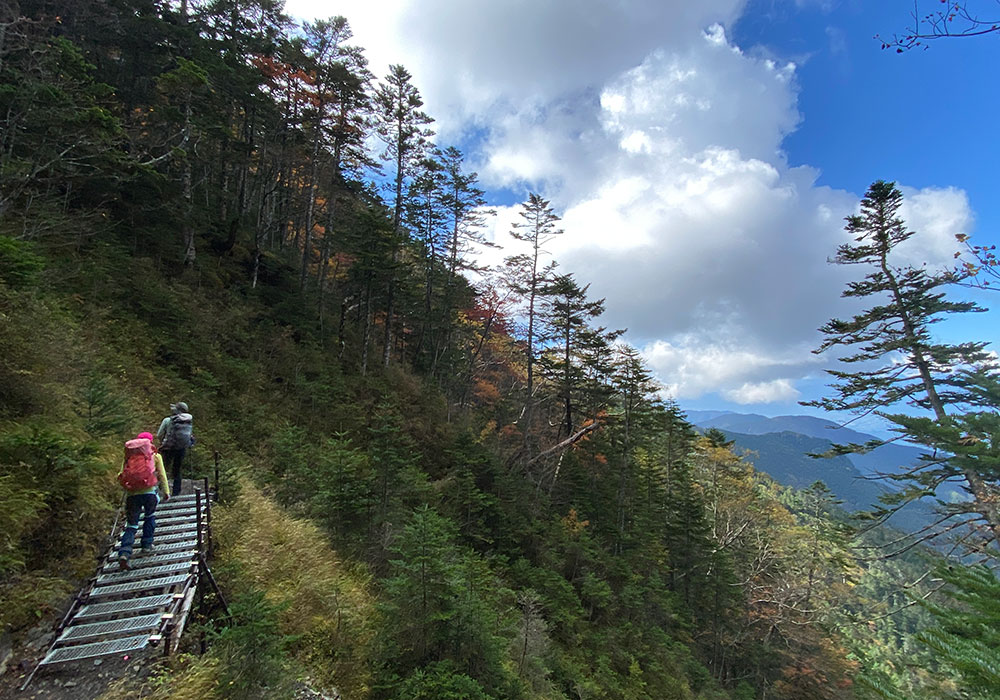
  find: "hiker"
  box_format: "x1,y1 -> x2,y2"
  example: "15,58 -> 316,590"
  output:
117,431 -> 170,570
157,401 -> 193,496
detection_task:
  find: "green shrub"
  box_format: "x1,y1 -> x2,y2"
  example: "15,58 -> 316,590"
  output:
209,591 -> 297,700
396,661 -> 494,700
0,424 -> 116,607
0,236 -> 45,288
0,573 -> 70,633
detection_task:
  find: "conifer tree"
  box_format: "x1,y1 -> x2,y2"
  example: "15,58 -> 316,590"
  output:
0,20 -> 127,233
795,481 -> 852,607
807,180 -> 1000,548
404,151 -> 447,363
297,17 -> 355,291
917,563 -> 1000,698
609,345 -> 659,551
504,194 -> 564,447
437,146 -> 495,374
663,458 -> 712,606
373,64 -> 434,368
201,0 -> 290,255
540,273 -> 616,438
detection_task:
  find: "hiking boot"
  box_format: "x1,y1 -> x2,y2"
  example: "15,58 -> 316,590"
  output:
118,555 -> 130,571
139,545 -> 156,556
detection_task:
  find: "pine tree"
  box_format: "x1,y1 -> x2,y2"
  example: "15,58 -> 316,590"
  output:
437,146 -> 496,375
504,194 -> 564,448
663,458 -> 712,607
404,151 -> 447,364
373,64 -> 434,368
0,24 -> 127,237
297,17 -> 354,291
540,273 -> 616,439
609,345 -> 659,552
379,505 -> 461,669
807,180 -> 1000,548
917,563 -> 1000,698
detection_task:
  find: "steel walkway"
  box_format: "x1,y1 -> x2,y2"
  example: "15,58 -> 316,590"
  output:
21,485 -> 219,690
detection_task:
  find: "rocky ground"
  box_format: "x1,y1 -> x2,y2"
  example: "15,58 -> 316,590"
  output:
0,629 -> 164,700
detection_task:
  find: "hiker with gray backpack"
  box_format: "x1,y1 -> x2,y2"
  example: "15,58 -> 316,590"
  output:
157,401 -> 194,496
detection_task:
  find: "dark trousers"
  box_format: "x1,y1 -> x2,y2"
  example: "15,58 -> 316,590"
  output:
162,447 -> 186,495
119,493 -> 158,558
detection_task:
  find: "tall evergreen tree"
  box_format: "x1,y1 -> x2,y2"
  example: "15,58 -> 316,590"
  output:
806,180 -> 1000,549
404,151 -> 448,363
437,146 -> 496,375
918,563 -> 1000,698
608,344 -> 659,551
373,64 -> 434,368
0,33 -> 122,234
296,16 -> 357,291
540,273 -> 614,439
504,193 -> 564,448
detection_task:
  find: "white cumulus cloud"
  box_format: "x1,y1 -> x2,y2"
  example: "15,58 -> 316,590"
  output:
723,379 -> 800,404
282,0 -> 977,405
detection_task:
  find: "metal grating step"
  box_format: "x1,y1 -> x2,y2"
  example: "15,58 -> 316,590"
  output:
58,613 -> 164,644
114,531 -> 198,550
75,594 -> 174,622
153,507 -> 203,520
97,561 -> 194,586
111,539 -> 197,558
127,517 -> 198,532
88,573 -> 190,599
153,522 -> 199,536
151,498 -> 203,509
162,494 -> 198,504
40,634 -> 152,666
102,549 -> 196,572
149,514 -> 197,526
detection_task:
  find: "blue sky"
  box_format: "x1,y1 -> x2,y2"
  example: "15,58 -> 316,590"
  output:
736,0 -> 1000,231
731,0 -> 1000,427
288,0 -> 999,430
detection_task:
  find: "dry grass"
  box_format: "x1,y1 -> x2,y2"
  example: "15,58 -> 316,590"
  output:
213,479 -> 375,699
95,655 -> 222,700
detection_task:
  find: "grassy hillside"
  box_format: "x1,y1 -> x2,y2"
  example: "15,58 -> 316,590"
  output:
0,236 -> 722,697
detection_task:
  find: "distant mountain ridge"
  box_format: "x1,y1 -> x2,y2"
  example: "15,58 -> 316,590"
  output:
684,410 -> 927,479
682,410 -> 943,532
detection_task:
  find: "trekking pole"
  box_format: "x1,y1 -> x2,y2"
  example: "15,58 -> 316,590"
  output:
103,494 -> 126,563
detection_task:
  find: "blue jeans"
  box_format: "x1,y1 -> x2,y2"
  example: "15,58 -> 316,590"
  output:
119,493 -> 158,558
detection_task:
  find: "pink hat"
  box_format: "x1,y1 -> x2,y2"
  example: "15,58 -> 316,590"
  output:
137,431 -> 155,442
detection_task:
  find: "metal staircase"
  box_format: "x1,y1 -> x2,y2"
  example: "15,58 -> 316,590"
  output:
20,485 -> 219,690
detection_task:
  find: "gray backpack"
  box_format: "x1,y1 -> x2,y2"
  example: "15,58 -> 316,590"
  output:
163,412 -> 193,449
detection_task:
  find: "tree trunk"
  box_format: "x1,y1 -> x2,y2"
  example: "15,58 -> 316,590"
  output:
181,101 -> 196,265
299,123 -> 321,292
880,244 -> 1000,543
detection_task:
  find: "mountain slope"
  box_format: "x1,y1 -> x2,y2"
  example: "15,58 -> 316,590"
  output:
702,427 -> 936,533
686,411 -> 928,479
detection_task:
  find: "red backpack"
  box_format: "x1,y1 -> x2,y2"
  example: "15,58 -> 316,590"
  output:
119,438 -> 158,490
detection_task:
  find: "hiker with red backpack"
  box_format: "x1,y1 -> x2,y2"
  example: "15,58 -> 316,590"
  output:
156,401 -> 193,496
117,431 -> 170,570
